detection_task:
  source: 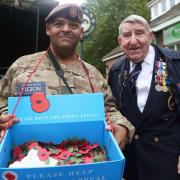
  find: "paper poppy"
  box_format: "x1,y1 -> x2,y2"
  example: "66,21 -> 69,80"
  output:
28,142 -> 39,151
13,146 -> 22,159
82,155 -> 92,163
58,150 -> 72,160
37,147 -> 50,161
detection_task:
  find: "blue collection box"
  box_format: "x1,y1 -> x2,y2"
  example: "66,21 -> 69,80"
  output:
0,93 -> 125,180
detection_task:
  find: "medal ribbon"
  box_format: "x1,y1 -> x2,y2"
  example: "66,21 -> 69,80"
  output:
155,59 -> 168,87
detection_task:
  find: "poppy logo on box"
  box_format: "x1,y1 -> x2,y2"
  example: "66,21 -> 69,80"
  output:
30,92 -> 50,113
2,171 -> 17,180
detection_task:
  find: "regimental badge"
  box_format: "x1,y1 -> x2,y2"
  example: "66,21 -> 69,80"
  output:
155,58 -> 168,93
69,6 -> 78,18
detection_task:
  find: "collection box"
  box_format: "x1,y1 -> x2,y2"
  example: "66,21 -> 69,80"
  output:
0,93 -> 125,180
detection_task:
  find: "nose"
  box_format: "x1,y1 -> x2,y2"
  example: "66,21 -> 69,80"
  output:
62,23 -> 70,32
129,34 -> 138,44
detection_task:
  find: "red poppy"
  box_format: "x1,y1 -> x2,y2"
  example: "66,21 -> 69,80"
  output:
30,92 -> 50,113
82,155 -> 92,163
37,147 -> 50,161
58,150 -> 72,160
18,153 -> 26,161
13,146 -> 22,159
90,144 -> 98,149
28,142 -> 39,150
66,160 -> 73,165
79,149 -> 90,154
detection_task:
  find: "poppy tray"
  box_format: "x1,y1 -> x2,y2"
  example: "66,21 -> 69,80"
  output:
0,93 -> 125,180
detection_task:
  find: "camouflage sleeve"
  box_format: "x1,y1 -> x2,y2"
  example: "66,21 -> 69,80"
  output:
102,80 -> 135,142
87,64 -> 135,142
0,66 -> 14,115
0,53 -> 36,115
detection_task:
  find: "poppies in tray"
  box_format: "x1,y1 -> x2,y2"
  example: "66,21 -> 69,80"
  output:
9,138 -> 108,167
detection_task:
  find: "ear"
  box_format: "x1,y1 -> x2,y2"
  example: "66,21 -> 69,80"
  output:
149,31 -> 153,41
80,27 -> 84,39
118,36 -> 122,46
46,24 -> 51,36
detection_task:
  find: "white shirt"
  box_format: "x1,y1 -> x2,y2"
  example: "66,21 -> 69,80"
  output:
130,45 -> 155,112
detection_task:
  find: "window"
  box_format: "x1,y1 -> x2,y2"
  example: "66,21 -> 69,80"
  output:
153,3 -> 158,17
170,0 -> 175,7
161,0 -> 166,12
176,44 -> 180,51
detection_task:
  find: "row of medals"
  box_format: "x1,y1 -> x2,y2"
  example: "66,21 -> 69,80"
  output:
155,60 -> 168,93
155,59 -> 175,111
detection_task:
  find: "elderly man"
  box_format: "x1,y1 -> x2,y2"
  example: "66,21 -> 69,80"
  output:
0,4 -> 134,147
108,14 -> 180,180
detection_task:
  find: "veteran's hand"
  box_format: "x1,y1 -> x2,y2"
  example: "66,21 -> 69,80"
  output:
177,155 -> 180,174
106,124 -> 128,150
0,114 -> 19,130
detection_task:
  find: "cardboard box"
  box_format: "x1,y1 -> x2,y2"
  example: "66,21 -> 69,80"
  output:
0,93 -> 125,180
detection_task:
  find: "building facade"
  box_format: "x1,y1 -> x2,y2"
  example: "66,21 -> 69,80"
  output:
102,47 -> 123,79
147,0 -> 180,50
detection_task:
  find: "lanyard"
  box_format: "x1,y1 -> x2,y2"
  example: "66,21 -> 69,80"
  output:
47,48 -> 73,94
48,48 -> 95,93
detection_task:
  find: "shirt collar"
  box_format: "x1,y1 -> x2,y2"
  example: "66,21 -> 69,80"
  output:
144,45 -> 155,66
130,45 -> 155,71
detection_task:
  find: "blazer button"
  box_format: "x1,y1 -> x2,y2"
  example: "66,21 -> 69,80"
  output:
154,137 -> 159,143
165,117 -> 169,121
134,135 -> 139,140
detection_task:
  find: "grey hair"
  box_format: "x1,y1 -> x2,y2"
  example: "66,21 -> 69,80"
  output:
118,15 -> 151,35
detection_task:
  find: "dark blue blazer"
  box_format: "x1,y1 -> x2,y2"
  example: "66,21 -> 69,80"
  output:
108,45 -> 180,180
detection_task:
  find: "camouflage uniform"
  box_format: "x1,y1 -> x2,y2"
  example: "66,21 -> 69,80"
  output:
0,51 -> 135,140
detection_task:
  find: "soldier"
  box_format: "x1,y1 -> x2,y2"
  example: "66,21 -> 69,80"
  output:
0,3 -> 134,147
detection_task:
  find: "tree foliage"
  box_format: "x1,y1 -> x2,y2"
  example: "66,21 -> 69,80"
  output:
81,0 -> 150,74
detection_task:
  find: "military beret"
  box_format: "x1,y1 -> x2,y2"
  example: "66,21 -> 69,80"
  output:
45,3 -> 83,24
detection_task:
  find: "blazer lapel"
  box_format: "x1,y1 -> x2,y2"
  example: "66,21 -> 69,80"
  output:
122,61 -> 142,127
141,70 -> 163,119
141,48 -> 164,120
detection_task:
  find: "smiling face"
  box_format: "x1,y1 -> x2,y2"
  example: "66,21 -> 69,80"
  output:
46,17 -> 83,58
118,22 -> 153,63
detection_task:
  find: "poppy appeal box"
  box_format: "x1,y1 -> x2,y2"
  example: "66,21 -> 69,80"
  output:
0,93 -> 125,180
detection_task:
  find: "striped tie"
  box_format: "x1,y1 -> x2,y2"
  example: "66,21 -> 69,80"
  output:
129,62 -> 142,98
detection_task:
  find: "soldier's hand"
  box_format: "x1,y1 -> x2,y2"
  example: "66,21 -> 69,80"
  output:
0,114 -> 19,130
106,124 -> 128,150
0,129 -> 5,141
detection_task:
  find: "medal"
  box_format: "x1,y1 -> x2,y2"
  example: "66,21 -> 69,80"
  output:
162,86 -> 168,92
155,84 -> 162,92
168,96 -> 175,111
155,58 -> 168,93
